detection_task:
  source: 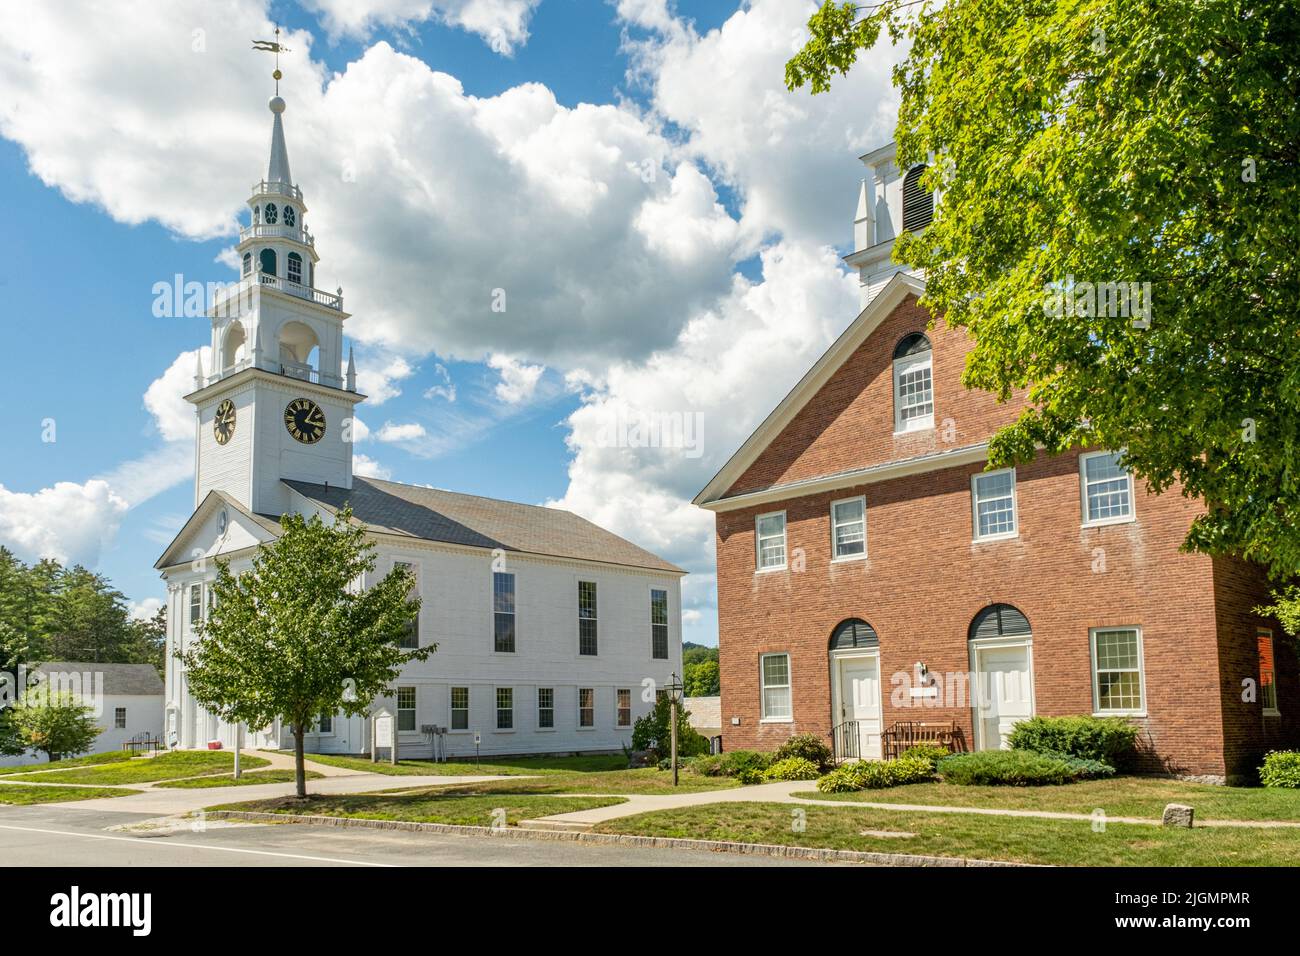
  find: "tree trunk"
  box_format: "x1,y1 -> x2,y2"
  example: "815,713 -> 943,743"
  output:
293,723 -> 306,798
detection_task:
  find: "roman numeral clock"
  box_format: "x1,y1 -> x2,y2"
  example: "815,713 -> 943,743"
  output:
284,397 -> 326,444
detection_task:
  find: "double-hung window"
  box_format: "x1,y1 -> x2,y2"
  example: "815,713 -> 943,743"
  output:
831,497 -> 866,559
756,512 -> 787,571
578,688 -> 595,728
578,581 -> 598,656
760,653 -> 792,721
317,713 -> 332,734
450,687 -> 469,730
493,571 -> 515,652
650,588 -> 669,660
496,688 -> 513,730
1081,451 -> 1134,525
189,584 -> 202,632
1259,629 -> 1279,714
395,561 -> 419,648
537,688 -> 554,729
396,686 -> 416,731
893,333 -> 934,432
114,707 -> 127,730
972,468 -> 1017,540
616,688 -> 632,728
1091,628 -> 1144,714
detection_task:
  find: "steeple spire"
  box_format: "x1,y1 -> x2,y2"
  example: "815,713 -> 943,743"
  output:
266,95 -> 293,185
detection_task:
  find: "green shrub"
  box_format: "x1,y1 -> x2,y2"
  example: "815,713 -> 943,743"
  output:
773,733 -> 835,772
683,754 -> 725,776
889,754 -> 938,785
719,750 -> 773,778
631,696 -> 710,761
937,750 -> 1081,786
1008,715 -> 1138,764
816,767 -> 860,793
1044,753 -> 1115,780
764,756 -> 821,781
735,767 -> 767,785
900,744 -> 951,766
1260,751 -> 1300,788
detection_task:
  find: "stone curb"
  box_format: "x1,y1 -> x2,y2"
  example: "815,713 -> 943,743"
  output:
204,809 -> 1039,867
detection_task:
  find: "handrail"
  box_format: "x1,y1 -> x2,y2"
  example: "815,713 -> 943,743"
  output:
831,720 -> 861,762
238,223 -> 315,246
250,180 -> 303,201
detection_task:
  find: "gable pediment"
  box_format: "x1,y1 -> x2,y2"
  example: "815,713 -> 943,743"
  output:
154,491 -> 280,571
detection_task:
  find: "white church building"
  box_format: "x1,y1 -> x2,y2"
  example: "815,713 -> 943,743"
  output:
156,92 -> 684,758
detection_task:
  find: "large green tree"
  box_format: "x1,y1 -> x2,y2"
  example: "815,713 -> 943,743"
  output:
181,508 -> 429,797
788,1 -> 1300,625
11,690 -> 102,762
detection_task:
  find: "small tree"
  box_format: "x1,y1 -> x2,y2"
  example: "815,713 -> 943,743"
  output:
12,690 -> 101,762
632,695 -> 709,761
181,507 -> 429,797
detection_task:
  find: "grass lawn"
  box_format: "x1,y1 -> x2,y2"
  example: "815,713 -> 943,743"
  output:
0,751 -> 136,776
798,776 -> 1300,822
6,751 -> 270,785
595,802 -> 1300,866
0,784 -> 139,805
295,752 -> 628,776
214,791 -> 626,827
155,768 -> 324,789
424,767 -> 741,797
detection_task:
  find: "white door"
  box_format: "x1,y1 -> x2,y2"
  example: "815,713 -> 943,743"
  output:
839,656 -> 882,760
976,644 -> 1033,749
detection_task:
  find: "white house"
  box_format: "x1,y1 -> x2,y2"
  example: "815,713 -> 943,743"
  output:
0,663 -> 164,766
155,91 -> 685,759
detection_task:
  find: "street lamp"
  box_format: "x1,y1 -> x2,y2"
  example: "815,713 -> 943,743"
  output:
665,673 -> 685,787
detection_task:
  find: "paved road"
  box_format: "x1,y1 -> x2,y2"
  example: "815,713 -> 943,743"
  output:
0,804 -> 829,867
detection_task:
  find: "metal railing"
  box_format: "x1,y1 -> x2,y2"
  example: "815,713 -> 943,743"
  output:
831,720 -> 862,762
250,179 -> 303,201
239,223 -> 315,246
210,273 -> 341,313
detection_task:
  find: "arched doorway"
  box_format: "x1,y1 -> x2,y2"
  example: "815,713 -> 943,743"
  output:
829,619 -> 883,760
968,604 -> 1035,750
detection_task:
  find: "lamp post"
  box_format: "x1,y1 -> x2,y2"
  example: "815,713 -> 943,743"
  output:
666,673 -> 685,787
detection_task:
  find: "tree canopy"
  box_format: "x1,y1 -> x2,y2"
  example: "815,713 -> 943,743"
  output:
788,1 -> 1300,625
181,508 -> 428,796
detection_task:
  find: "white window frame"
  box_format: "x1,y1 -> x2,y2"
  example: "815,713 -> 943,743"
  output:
755,510 -> 788,572
650,587 -> 669,660
1080,450 -> 1136,527
317,712 -> 333,735
893,349 -> 934,434
114,707 -> 127,730
830,495 -> 867,561
1089,627 -> 1146,716
449,686 -> 469,732
396,686 -> 417,732
394,560 -> 420,649
971,467 -> 1018,541
577,687 -> 595,729
189,583 -> 202,633
616,688 -> 632,728
537,687 -> 555,731
1259,628 -> 1280,715
495,687 -> 514,732
759,652 -> 793,723
493,570 -> 516,654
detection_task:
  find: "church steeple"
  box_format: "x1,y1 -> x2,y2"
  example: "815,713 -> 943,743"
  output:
266,95 -> 293,185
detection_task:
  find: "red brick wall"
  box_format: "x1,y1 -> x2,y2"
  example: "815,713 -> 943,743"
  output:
712,294 -> 1299,779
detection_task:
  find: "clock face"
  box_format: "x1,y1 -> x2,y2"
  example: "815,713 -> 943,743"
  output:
213,399 -> 236,445
284,398 -> 326,444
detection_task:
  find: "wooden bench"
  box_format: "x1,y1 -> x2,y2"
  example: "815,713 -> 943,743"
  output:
880,720 -> 958,760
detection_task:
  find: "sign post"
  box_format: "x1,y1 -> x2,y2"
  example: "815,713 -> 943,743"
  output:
373,708 -> 395,765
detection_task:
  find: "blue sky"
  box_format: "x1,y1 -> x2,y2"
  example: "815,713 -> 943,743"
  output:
0,0 -> 903,644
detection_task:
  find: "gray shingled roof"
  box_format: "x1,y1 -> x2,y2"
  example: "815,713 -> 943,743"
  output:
282,477 -> 684,574
32,662 -> 164,697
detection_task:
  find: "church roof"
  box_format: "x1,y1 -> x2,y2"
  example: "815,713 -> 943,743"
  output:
32,662 -> 164,697
283,477 -> 684,574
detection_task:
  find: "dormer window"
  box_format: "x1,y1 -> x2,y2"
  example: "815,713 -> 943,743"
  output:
893,332 -> 934,432
283,205 -> 296,228
901,164 -> 933,232
264,202 -> 278,225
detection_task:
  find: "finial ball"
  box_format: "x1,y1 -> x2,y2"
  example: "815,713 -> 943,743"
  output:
269,95 -> 286,113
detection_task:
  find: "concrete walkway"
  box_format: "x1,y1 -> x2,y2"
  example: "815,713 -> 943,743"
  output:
523,781 -> 1300,830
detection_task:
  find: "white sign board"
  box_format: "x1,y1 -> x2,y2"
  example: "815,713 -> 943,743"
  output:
375,714 -> 393,748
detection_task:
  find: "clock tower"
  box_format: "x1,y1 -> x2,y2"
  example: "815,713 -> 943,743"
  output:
186,93 -> 364,518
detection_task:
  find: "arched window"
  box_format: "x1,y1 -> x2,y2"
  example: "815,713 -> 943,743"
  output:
829,618 -> 879,651
968,604 -> 1031,642
283,205 -> 296,228
253,205 -> 260,225
241,253 -> 252,277
893,332 -> 933,432
259,249 -> 277,276
901,164 -> 933,232
287,252 -> 303,285
264,202 -> 278,225
222,321 -> 247,369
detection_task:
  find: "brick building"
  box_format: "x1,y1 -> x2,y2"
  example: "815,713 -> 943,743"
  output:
693,143 -> 1298,783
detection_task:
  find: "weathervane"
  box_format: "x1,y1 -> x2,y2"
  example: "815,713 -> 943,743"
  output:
252,26 -> 291,94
